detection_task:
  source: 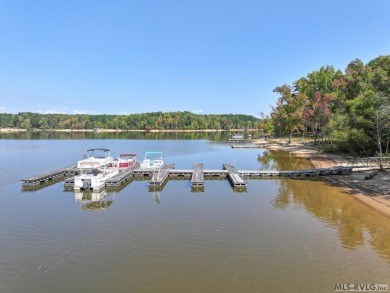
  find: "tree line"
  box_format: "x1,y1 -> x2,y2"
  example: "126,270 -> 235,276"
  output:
268,55 -> 390,156
0,111 -> 259,131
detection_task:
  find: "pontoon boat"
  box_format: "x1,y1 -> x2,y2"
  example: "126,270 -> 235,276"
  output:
139,151 -> 164,169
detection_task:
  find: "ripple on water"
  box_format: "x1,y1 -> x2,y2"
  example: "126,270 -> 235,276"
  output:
1,139 -> 390,293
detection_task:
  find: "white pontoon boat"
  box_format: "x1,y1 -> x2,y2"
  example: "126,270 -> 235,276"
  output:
139,151 -> 164,169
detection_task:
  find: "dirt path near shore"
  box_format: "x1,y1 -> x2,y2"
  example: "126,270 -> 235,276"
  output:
253,139 -> 390,218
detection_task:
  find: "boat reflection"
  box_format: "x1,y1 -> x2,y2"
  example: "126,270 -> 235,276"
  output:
74,190 -> 114,211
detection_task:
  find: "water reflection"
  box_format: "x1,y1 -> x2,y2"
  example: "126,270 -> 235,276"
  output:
0,130 -> 263,141
152,191 -> 161,204
257,150 -> 275,170
74,190 -> 114,211
273,179 -> 390,263
4,135 -> 390,293
261,148 -> 390,263
257,149 -> 313,170
21,176 -> 64,192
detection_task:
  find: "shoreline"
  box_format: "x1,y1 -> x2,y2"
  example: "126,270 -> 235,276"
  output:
0,128 -> 259,133
253,139 -> 390,218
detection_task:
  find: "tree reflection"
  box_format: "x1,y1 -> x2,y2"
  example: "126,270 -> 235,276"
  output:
273,179 -> 390,262
257,150 -> 313,171
272,182 -> 291,209
0,131 -> 231,141
257,150 -> 274,170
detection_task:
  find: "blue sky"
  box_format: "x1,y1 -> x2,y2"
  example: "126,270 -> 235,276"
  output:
1,0 -> 389,117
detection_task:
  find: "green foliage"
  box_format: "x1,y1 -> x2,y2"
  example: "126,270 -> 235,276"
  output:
271,85 -> 306,142
269,54 -> 390,156
0,112 -> 260,131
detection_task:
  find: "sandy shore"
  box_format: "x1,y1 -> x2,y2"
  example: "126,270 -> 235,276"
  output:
253,139 -> 390,218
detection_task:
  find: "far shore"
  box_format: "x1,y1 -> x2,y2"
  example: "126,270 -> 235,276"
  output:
252,138 -> 390,218
0,128 -> 259,133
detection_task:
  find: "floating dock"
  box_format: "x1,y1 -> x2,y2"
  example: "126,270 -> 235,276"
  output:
231,144 -> 262,148
191,163 -> 204,189
239,166 -> 353,178
21,165 -> 80,188
22,163 -> 354,192
148,163 -> 175,190
223,164 -> 247,189
105,164 -> 139,187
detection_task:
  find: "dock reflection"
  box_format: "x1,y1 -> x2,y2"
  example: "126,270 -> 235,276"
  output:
152,191 -> 160,204
74,190 -> 114,211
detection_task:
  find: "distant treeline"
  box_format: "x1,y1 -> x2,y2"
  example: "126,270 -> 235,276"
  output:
0,111 -> 259,131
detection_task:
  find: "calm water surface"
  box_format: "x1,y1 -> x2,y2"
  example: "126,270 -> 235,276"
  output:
0,133 -> 389,293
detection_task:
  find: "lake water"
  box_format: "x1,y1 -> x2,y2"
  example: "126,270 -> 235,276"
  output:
1,133 -> 390,293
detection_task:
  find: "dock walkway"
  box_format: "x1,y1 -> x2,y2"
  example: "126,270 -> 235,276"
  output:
191,163 -> 204,188
105,164 -> 139,187
231,144 -> 262,148
23,163 -> 356,192
223,164 -> 247,189
148,163 -> 175,190
21,165 -> 79,187
239,166 -> 352,178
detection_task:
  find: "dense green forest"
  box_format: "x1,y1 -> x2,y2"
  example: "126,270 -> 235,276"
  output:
269,54 -> 390,156
0,111 -> 259,131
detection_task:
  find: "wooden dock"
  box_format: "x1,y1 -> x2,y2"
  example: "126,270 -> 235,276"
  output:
223,164 -> 247,189
23,163 -> 355,192
64,177 -> 75,189
148,163 -> 175,190
231,144 -> 262,148
21,165 -> 80,187
105,164 -> 139,187
191,163 -> 204,189
239,166 -> 353,178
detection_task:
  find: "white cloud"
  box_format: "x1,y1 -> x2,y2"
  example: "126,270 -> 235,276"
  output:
73,109 -> 88,115
190,108 -> 203,114
36,109 -> 67,114
0,107 -> 6,113
35,108 -> 88,115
